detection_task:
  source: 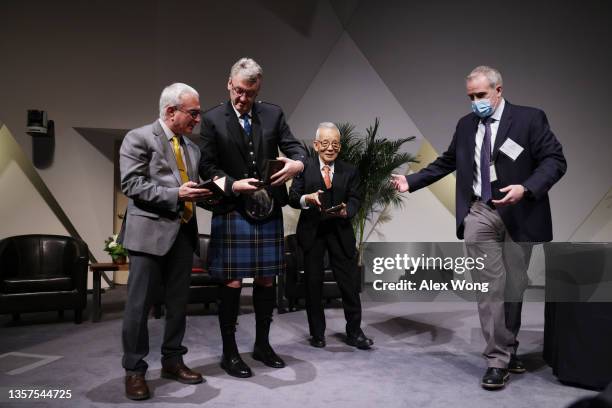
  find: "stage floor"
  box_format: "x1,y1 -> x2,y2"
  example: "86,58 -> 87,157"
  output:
0,287 -> 597,407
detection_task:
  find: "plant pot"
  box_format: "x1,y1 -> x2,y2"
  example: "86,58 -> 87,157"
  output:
112,255 -> 127,265
357,262 -> 365,292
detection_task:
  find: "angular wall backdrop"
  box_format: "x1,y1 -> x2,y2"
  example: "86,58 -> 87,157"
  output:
1,0 -> 610,264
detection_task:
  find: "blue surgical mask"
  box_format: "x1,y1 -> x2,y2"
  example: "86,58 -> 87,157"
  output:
471,99 -> 494,118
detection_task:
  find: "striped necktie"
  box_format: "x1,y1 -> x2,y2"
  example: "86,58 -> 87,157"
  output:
480,117 -> 494,203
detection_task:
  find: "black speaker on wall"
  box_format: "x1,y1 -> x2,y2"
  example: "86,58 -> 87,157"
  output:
27,109 -> 52,137
27,109 -> 55,168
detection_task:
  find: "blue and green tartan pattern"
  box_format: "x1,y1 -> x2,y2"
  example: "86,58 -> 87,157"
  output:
208,211 -> 285,279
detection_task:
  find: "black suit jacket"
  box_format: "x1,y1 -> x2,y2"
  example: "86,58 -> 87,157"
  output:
407,101 -> 567,242
199,100 -> 306,214
289,157 -> 361,257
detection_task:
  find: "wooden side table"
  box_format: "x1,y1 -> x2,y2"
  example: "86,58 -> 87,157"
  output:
89,263 -> 120,322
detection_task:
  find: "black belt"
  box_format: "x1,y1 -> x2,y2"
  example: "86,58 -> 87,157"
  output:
471,194 -> 495,208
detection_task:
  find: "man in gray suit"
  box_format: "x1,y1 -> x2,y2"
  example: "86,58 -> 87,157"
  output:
119,83 -> 213,400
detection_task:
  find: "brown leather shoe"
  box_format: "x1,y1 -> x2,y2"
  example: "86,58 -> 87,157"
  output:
161,362 -> 204,384
125,374 -> 150,400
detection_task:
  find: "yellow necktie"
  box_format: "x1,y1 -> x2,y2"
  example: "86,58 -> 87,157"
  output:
171,136 -> 193,223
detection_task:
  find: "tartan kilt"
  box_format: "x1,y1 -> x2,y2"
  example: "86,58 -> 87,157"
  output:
208,210 -> 285,279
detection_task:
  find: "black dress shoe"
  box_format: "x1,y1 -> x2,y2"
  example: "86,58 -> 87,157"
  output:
346,331 -> 374,350
125,374 -> 150,400
481,367 -> 509,390
508,354 -> 526,374
252,344 -> 286,368
161,362 -> 204,384
220,353 -> 253,378
309,336 -> 326,348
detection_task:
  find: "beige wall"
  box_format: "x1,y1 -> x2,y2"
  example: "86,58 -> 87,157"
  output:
0,0 -> 343,262
1,1 -> 610,266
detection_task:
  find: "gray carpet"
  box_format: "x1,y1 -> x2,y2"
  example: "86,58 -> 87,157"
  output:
0,287 -> 597,407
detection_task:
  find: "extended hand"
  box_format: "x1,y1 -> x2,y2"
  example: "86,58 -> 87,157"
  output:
492,185 -> 525,207
270,157 -> 304,186
232,178 -> 262,194
179,181 -> 214,202
305,190 -> 324,208
390,174 -> 409,192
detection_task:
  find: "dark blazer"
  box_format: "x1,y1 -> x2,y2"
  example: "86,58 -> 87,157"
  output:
289,157 -> 361,257
407,101 -> 566,242
199,100 -> 305,214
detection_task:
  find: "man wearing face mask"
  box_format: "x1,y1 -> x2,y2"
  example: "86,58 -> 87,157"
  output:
391,66 -> 566,390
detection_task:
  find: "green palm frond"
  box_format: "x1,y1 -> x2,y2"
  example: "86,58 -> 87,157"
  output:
335,118 -> 418,264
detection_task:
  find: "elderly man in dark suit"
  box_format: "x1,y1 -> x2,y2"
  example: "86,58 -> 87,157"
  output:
289,122 -> 373,350
199,58 -> 305,378
392,66 -> 566,390
119,83 -> 213,400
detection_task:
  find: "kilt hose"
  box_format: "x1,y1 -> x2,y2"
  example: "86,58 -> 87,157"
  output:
208,210 -> 285,279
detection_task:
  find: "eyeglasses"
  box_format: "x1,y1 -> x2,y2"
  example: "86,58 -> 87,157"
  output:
174,106 -> 201,119
231,85 -> 258,98
316,140 -> 341,151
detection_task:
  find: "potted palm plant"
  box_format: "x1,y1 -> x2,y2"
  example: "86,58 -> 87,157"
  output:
338,119 -> 417,265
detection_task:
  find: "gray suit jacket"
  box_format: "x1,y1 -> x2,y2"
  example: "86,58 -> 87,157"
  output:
118,120 -> 200,256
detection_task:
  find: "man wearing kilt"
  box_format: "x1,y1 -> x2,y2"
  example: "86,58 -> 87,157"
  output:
199,58 -> 305,378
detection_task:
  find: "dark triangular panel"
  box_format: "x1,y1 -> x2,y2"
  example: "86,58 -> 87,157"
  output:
329,0 -> 361,29
255,0 -> 319,36
74,127 -> 128,162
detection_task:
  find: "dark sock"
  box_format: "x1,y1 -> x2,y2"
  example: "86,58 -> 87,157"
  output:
218,285 -> 242,356
253,284 -> 275,348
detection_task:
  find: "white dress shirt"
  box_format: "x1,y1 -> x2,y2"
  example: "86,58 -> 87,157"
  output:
231,104 -> 252,130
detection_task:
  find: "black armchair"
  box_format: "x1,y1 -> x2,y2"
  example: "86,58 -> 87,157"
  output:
0,234 -> 89,324
188,234 -> 222,308
153,234 -> 221,318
